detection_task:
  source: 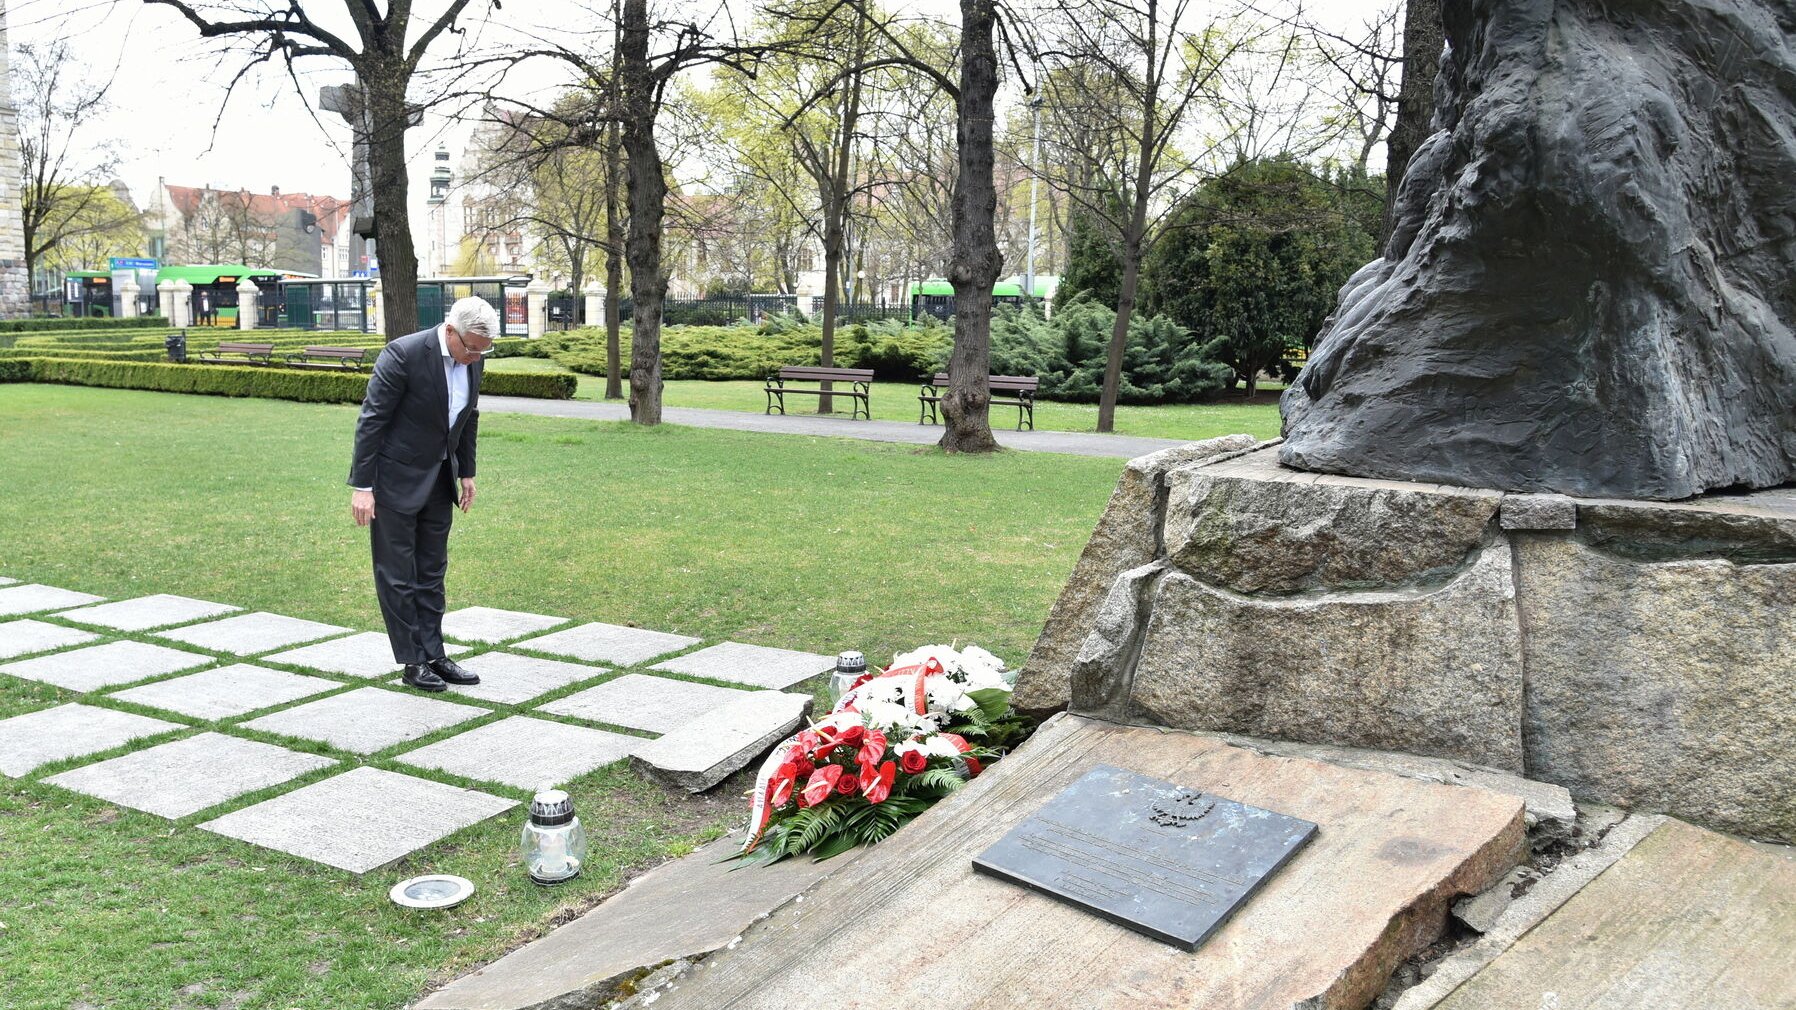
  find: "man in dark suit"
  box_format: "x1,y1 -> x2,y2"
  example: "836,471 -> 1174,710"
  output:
348,297 -> 498,692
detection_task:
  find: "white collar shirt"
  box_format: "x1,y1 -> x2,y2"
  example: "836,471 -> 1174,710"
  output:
437,323 -> 470,430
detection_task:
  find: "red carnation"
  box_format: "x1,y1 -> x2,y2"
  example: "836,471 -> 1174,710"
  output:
900,749 -> 928,775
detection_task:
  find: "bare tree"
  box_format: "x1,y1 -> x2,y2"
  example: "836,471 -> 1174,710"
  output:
144,0 -> 494,337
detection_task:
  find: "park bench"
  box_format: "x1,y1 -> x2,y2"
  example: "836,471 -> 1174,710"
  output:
193,341 -> 277,366
918,373 -> 1040,430
286,346 -> 369,371
765,366 -> 875,420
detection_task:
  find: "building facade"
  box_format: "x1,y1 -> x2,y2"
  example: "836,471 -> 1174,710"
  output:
146,182 -> 362,277
0,2 -> 31,317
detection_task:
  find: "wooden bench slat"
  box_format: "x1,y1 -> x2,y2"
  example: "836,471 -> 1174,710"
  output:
918,373 -> 1040,431
776,366 -> 875,381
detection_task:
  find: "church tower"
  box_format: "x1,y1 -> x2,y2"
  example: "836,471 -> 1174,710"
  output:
425,143 -> 453,276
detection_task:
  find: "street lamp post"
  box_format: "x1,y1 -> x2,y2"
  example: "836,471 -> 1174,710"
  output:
1025,94 -> 1045,301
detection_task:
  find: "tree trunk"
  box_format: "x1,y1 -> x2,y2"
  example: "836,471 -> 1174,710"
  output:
620,0 -> 666,424
1097,249 -> 1141,433
819,203 -> 842,413
604,122 -> 625,400
1383,0 -> 1443,247
364,60 -> 419,338
940,0 -> 1002,453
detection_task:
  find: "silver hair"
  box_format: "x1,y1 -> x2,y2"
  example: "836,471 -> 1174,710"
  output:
446,296 -> 500,341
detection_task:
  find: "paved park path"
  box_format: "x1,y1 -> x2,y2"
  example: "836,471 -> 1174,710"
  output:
480,396 -> 1190,459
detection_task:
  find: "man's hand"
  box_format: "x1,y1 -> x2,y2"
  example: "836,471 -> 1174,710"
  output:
351,489 -> 376,527
459,477 -> 476,513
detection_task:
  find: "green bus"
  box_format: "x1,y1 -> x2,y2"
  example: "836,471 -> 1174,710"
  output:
156,264 -> 301,327
63,271 -> 114,317
908,279 -> 1027,321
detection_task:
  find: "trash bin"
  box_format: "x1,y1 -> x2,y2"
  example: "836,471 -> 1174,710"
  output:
165,331 -> 187,363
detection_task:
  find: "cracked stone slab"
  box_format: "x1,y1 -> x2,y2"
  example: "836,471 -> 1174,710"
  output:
515,622 -> 701,666
155,613 -> 352,655
0,703 -> 186,777
649,642 -> 835,691
0,619 -> 100,661
0,639 -> 216,692
264,632 -> 467,679
441,607 -> 570,645
403,651 -> 608,706
241,687 -> 488,753
109,664 -> 343,720
57,594 -> 241,632
0,584 -> 106,617
45,732 -> 335,819
398,716 -> 641,790
199,766 -> 517,874
630,690 -> 813,793
540,673 -> 751,734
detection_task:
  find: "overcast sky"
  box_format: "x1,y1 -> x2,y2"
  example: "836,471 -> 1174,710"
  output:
6,0 -> 1381,257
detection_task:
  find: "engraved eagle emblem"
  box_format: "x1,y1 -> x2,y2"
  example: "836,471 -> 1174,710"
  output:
1149,790 -> 1214,828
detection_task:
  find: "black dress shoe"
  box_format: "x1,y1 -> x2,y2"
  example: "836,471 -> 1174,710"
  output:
402,663 -> 448,692
429,656 -> 480,685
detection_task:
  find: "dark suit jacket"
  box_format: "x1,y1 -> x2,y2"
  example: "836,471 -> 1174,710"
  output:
347,327 -> 483,514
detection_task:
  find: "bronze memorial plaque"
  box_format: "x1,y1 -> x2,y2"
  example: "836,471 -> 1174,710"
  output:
972,764 -> 1317,950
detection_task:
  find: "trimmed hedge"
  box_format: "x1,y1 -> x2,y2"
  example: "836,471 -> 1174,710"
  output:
542,320 -> 952,382
0,347 -> 168,362
0,315 -> 170,333
1,357 -> 576,402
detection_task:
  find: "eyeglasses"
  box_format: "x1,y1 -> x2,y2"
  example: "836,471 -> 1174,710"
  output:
451,328 -> 496,357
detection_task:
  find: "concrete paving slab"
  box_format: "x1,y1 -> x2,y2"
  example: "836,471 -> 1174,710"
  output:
44,732 -> 335,819
0,704 -> 186,777
398,716 -> 640,790
109,664 -> 343,720
155,612 -> 351,655
415,834 -> 852,1010
199,766 -> 517,874
649,641 -> 834,690
0,576 -> 16,586
539,673 -> 750,734
0,639 -> 215,692
410,652 -> 607,705
56,594 -> 240,632
0,619 -> 100,660
241,687 -> 488,753
1425,819 -> 1795,1010
0,584 -> 106,617
634,714 -> 1527,1010
263,632 -> 467,678
515,622 -> 701,666
441,606 -> 569,644
630,690 -> 812,793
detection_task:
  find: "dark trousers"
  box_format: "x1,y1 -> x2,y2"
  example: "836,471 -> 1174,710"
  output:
371,463 -> 455,664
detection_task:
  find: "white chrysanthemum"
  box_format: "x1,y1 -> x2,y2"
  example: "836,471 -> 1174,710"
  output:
858,700 -> 940,735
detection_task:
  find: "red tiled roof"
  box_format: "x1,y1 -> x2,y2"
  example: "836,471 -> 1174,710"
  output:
164,185 -> 352,243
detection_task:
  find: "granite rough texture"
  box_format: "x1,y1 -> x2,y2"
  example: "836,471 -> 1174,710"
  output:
1129,542 -> 1526,771
0,639 -> 215,692
0,618 -> 99,660
397,716 -> 640,790
0,584 -> 105,616
0,704 -> 184,777
156,612 -> 351,654
1014,434 -> 1258,716
515,622 -> 700,666
109,664 -> 343,720
631,691 -> 813,792
1497,494 -> 1577,532
1280,0 -> 1796,500
57,594 -> 240,632
45,732 -> 335,819
539,673 -> 749,733
421,652 -> 606,705
441,606 -> 569,644
200,766 -> 517,873
241,687 -> 488,754
265,632 -> 467,678
1516,536 -> 1796,841
650,642 -> 835,690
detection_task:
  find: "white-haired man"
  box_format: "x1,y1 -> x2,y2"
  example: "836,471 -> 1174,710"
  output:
347,297 -> 498,692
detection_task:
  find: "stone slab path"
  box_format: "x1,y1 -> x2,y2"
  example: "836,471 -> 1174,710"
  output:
398,715 -> 640,790
650,641 -> 835,690
630,690 -> 813,792
45,732 -> 335,819
0,703 -> 184,777
0,584 -> 105,617
200,766 -> 517,874
156,612 -> 351,654
540,673 -> 750,733
0,618 -> 99,660
242,686 -> 489,753
0,639 -> 214,691
109,664 -> 344,720
479,396 -> 1187,460
421,651 -> 608,705
58,594 -> 239,632
264,631 -> 467,678
416,835 -> 854,1010
516,622 -> 701,666
442,606 -> 569,644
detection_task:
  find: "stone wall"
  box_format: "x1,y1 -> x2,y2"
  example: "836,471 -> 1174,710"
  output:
1019,443 -> 1796,842
0,3 -> 29,318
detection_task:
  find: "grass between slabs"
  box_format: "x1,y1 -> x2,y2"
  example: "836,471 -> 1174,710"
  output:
0,383 -> 1133,1010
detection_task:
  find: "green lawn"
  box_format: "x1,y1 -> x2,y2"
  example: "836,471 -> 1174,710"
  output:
0,384 -> 1123,1010
484,357 -> 1285,442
